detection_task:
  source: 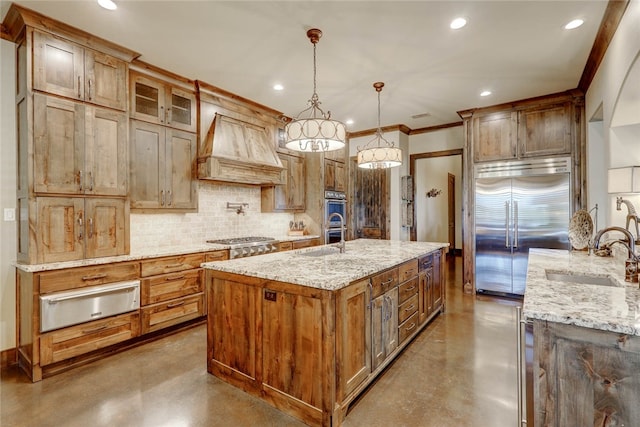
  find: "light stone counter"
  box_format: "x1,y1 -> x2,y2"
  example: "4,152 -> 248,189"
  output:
202,238 -> 448,291
523,248 -> 640,336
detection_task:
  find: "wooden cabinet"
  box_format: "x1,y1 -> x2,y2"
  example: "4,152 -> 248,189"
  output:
261,153 -> 305,212
279,241 -> 294,252
324,159 -> 346,192
205,250 -> 229,262
518,102 -> 572,158
140,254 -> 206,332
370,267 -> 399,370
130,72 -> 196,132
34,94 -> 128,196
336,279 -> 371,400
130,119 -> 197,210
418,249 -> 445,325
398,260 -> 419,345
36,197 -> 128,263
472,111 -> 517,162
431,250 -> 443,312
533,320 -> 640,427
33,30 -> 127,111
293,238 -> 320,249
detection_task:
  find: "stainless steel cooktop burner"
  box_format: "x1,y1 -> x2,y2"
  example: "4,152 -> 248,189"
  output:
206,236 -> 279,258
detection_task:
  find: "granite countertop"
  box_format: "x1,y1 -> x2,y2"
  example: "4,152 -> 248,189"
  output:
523,248 -> 640,336
14,235 -> 321,273
202,238 -> 448,291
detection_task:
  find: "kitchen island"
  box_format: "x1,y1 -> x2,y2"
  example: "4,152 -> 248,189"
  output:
523,249 -> 640,427
202,239 -> 448,427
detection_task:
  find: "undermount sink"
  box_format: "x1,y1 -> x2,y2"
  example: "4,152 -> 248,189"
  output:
545,270 -> 620,287
299,246 -> 342,257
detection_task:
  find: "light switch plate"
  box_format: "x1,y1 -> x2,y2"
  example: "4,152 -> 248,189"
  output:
4,208 -> 16,222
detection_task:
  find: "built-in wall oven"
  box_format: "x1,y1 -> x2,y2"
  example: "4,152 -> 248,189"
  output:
325,190 -> 347,243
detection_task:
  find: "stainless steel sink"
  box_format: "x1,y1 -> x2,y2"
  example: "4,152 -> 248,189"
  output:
545,270 -> 620,287
299,246 -> 342,257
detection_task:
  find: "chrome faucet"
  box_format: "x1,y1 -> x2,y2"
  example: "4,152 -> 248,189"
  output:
327,212 -> 346,253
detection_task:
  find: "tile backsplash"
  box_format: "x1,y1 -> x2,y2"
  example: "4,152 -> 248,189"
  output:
129,181 -> 294,253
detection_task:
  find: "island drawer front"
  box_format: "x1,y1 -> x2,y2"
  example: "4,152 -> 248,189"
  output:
371,268 -> 399,298
279,242 -> 293,251
418,253 -> 433,272
40,311 -> 141,366
205,250 -> 229,262
399,259 -> 419,283
140,254 -> 205,277
399,312 -> 419,345
140,269 -> 203,305
140,293 -> 204,334
398,294 -> 419,324
39,262 -> 141,294
398,277 -> 419,304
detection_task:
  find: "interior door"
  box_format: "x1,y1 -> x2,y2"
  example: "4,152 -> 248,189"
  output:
475,177 -> 513,294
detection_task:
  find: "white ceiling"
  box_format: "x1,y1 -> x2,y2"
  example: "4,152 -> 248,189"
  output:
3,0 -> 609,132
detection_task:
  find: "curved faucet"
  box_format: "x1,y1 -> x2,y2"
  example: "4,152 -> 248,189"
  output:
327,212 -> 345,253
593,226 -> 637,260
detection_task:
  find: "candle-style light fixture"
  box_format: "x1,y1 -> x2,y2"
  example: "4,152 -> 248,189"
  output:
284,28 -> 346,153
357,82 -> 402,169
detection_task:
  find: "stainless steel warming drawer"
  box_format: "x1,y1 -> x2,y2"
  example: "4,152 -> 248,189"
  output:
40,280 -> 140,332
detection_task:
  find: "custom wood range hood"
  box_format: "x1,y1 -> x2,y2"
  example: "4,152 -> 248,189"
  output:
198,113 -> 285,185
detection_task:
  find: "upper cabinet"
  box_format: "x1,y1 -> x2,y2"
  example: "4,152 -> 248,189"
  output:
33,30 -> 128,111
472,111 -> 517,162
130,72 -> 197,133
261,153 -> 305,212
518,102 -> 572,158
324,158 -> 346,192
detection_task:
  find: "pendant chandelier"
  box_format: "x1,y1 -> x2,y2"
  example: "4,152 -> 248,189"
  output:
357,82 -> 402,169
284,28 -> 346,153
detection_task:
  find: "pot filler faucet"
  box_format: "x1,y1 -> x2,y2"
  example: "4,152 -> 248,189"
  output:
327,212 -> 345,253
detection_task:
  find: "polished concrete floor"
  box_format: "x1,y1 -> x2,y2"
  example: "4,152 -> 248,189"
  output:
1,257 -> 520,426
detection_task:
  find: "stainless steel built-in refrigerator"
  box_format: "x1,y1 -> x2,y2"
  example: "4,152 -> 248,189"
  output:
475,157 -> 571,296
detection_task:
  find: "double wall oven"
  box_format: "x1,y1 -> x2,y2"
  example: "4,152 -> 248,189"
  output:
325,190 -> 347,243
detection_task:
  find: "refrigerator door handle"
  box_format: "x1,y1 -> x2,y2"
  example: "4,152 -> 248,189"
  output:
514,201 -> 519,249
505,201 -> 510,248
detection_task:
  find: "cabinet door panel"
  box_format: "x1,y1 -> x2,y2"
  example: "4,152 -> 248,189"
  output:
130,120 -> 164,209
130,74 -> 166,125
33,31 -> 84,101
335,162 -> 346,192
167,87 -> 196,132
324,159 -> 336,190
85,198 -> 127,259
37,197 -> 84,263
84,49 -> 127,110
473,111 -> 517,162
519,102 -> 571,157
34,94 -> 84,194
85,107 -> 128,196
165,129 -> 197,209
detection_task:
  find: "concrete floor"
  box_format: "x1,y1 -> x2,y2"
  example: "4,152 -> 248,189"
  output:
1,257 -> 520,426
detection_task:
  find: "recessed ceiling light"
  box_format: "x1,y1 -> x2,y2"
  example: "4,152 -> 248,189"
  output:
564,19 -> 584,30
480,90 -> 492,97
273,84 -> 284,91
98,0 -> 117,10
345,119 -> 354,125
450,17 -> 467,30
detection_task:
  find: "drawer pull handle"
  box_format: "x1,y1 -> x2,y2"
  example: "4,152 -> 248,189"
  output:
46,283 -> 138,303
82,273 -> 107,281
404,286 -> 416,292
404,304 -> 416,312
167,301 -> 185,308
165,274 -> 186,281
381,278 -> 394,285
165,263 -> 185,269
82,325 -> 108,334
405,322 -> 417,332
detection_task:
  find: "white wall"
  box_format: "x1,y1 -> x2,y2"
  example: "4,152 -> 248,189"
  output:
585,0 -> 640,232
1,39 -> 17,352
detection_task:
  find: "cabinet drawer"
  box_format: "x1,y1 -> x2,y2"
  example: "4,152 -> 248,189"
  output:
398,276 -> 418,304
279,241 -> 293,251
140,293 -> 204,334
40,311 -> 140,365
292,238 -> 319,249
371,268 -> 399,298
141,269 -> 203,305
418,254 -> 433,271
399,259 -> 418,283
140,254 -> 205,277
398,312 -> 419,345
398,294 -> 419,324
39,262 -> 140,294
205,250 -> 229,262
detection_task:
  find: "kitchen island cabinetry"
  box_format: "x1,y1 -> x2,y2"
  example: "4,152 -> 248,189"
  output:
204,239 -> 448,426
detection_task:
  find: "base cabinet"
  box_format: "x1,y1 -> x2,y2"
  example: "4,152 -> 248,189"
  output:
533,320 -> 640,427
371,288 -> 398,370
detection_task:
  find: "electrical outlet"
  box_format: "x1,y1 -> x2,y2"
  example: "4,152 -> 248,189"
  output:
4,208 -> 16,222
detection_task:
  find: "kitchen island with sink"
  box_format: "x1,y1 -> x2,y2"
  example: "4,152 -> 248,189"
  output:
523,249 -> 640,426
202,239 -> 448,427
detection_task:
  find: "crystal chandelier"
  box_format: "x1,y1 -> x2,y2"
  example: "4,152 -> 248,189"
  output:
357,82 -> 402,169
284,29 -> 346,153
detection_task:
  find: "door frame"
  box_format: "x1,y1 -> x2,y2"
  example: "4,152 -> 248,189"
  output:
409,149 -> 463,246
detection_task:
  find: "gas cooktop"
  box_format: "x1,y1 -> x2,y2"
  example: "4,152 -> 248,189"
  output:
207,236 -> 276,245
206,236 -> 279,258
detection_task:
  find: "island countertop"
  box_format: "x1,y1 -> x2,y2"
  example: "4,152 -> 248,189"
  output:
202,239 -> 448,291
523,248 -> 640,336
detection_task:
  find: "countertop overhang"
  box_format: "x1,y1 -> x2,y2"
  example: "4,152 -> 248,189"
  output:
202,239 -> 449,291
523,248 -> 640,336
